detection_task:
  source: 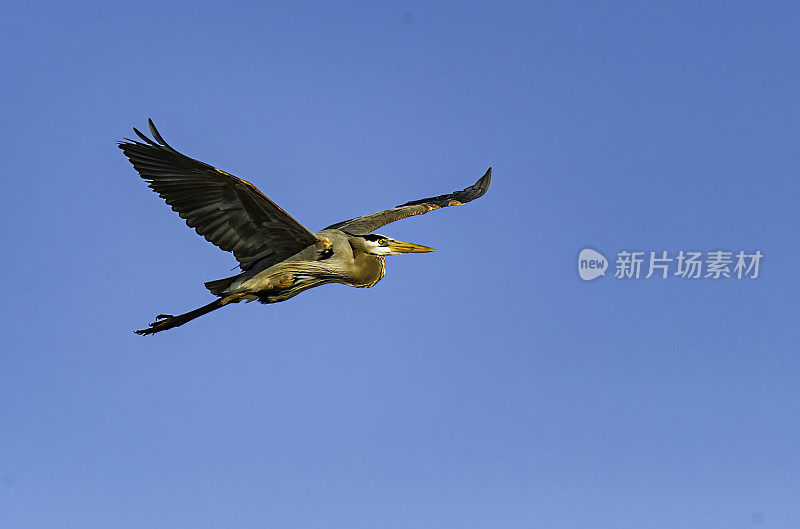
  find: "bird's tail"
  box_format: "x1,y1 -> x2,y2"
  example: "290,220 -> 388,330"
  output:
204,274 -> 241,296
134,293 -> 244,335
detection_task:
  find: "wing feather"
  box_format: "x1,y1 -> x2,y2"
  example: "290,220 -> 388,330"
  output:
326,168 -> 491,235
120,120 -> 319,270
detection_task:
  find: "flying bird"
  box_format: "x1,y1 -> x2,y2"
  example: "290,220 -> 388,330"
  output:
121,120 -> 492,335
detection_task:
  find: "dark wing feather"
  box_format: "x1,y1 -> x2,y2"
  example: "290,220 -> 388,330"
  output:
326,168 -> 491,235
120,119 -> 319,270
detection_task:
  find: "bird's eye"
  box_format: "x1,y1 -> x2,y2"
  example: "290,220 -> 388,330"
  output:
380,239 -> 389,246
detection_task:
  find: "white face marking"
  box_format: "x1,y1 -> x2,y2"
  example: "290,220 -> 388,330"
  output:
363,235 -> 393,256
371,244 -> 394,256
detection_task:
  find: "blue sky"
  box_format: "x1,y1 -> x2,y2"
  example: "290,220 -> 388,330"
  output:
1,2 -> 799,528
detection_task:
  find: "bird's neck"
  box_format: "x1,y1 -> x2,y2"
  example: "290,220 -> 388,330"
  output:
349,253 -> 386,288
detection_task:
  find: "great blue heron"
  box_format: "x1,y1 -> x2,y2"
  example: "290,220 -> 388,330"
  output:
121,120 -> 492,335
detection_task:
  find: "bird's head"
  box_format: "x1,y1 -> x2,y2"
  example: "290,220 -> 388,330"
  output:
354,233 -> 434,256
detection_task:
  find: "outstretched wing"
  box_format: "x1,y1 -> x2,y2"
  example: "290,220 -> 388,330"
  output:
120,119 -> 319,270
325,168 -> 492,235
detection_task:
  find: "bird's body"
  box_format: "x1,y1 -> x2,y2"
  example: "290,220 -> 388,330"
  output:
220,229 -> 385,303
121,120 -> 491,335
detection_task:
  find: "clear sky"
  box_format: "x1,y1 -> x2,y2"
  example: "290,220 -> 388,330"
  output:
1,2 -> 799,528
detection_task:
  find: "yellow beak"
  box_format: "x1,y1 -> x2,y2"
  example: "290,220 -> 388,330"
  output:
387,239 -> 435,254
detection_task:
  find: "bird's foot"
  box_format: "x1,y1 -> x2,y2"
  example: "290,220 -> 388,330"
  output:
134,314 -> 176,335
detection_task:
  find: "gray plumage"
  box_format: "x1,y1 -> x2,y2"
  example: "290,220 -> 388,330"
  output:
120,119 -> 491,335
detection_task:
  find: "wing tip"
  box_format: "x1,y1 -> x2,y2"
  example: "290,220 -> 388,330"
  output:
481,166 -> 491,184
120,119 -> 176,151
148,118 -> 165,145
474,166 -> 492,195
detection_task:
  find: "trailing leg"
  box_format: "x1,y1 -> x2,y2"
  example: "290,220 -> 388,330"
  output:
134,294 -> 245,335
